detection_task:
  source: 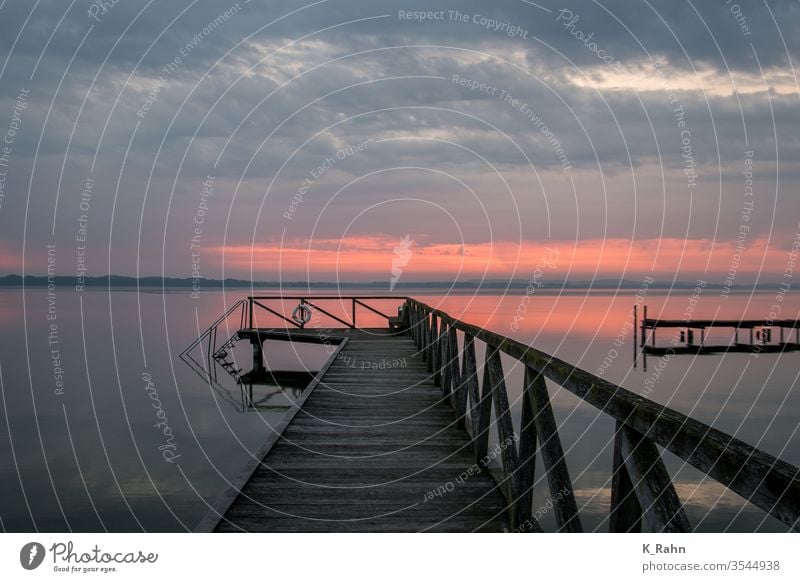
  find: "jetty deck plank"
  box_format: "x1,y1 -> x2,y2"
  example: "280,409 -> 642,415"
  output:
215,329 -> 510,532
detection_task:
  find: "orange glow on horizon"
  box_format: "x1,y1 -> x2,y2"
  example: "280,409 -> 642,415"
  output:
211,235 -> 794,282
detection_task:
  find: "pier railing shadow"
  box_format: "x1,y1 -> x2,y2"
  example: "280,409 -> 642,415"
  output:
405,298 -> 800,533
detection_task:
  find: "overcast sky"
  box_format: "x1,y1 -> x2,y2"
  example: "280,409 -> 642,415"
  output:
0,0 -> 798,284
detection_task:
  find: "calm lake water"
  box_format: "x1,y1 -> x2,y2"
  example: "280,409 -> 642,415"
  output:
0,288 -> 797,532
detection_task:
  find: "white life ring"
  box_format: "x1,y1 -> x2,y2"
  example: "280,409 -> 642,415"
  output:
292,303 -> 312,325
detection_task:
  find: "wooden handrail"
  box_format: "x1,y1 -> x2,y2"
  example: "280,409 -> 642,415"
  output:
247,296 -> 405,330
180,298 -> 246,357
405,298 -> 800,532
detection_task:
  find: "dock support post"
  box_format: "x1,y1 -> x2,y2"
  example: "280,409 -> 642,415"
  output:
633,305 -> 638,368
250,336 -> 264,372
641,305 -> 647,347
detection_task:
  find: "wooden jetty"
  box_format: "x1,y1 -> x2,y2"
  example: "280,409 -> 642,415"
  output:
636,304 -> 800,359
184,296 -> 800,533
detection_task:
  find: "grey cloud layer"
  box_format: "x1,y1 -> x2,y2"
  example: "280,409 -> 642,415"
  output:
0,0 -> 798,277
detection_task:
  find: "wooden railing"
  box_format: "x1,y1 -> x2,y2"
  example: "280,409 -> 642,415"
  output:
404,298 -> 800,532
179,298 -> 248,368
246,295 -> 406,329
180,296 -> 405,377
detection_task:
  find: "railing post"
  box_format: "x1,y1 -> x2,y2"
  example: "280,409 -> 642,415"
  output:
485,347 -> 521,526
412,303 -> 419,344
633,304 -> 638,368
421,308 -> 429,358
617,424 -> 690,532
248,297 -> 253,328
461,334 -> 479,433
527,370 -> 582,532
352,298 -> 356,329
515,367 -> 539,530
450,327 -> 467,424
417,305 -> 423,348
437,322 -> 449,391
415,305 -> 423,348
407,302 -> 414,341
473,348 -> 494,463
610,420 -> 642,532
429,315 -> 439,378
437,321 -> 448,389
424,310 -> 432,365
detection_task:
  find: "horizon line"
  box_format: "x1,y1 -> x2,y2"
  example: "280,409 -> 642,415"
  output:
0,273 -> 784,289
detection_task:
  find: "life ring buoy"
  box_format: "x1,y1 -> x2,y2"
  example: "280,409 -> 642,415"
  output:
292,303 -> 312,325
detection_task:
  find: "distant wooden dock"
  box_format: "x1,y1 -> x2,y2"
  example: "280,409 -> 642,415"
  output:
184,296 -> 800,533
635,304 -> 800,366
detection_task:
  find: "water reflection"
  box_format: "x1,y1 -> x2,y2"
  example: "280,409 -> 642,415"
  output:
427,292 -> 799,532
237,370 -> 315,411
0,289 -> 796,532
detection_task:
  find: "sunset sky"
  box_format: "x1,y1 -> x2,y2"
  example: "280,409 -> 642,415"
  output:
0,0 -> 799,285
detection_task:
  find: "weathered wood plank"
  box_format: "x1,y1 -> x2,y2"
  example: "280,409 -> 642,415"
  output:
215,328 -> 510,532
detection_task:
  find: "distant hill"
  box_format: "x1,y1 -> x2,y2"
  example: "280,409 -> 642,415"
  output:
0,274 -> 766,291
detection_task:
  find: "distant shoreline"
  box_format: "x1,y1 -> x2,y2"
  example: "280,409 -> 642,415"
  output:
0,274 -> 779,292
